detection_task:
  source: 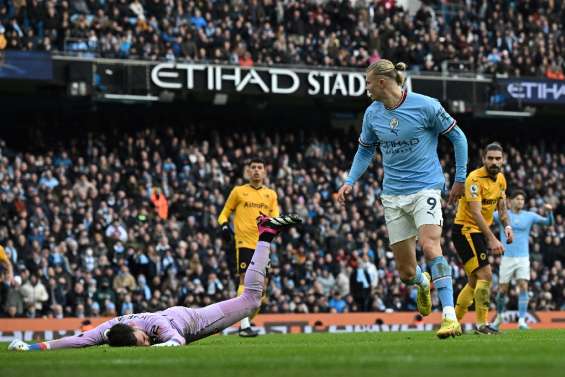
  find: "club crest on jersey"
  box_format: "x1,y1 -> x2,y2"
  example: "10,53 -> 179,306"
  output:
389,117 -> 399,135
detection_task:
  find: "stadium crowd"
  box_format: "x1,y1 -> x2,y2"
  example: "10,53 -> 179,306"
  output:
0,0 -> 564,78
0,124 -> 563,319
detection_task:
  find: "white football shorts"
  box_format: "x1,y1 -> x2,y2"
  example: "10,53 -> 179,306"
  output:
499,256 -> 530,283
381,189 -> 443,245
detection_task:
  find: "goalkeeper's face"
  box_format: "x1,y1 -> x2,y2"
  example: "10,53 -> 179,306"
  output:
132,328 -> 151,346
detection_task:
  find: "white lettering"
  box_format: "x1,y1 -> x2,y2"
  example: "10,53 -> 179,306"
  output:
507,83 -> 525,99
319,71 -> 334,95
348,73 -> 365,96
544,83 -> 565,100
151,63 -> 182,89
175,64 -> 205,89
207,65 -> 214,90
236,70 -> 269,93
215,66 -> 241,91
270,68 -> 299,94
308,72 -> 321,95
331,73 -> 347,96
508,81 -> 565,101
522,82 -> 537,98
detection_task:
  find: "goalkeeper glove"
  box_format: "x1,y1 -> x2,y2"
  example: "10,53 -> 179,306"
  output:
8,339 -> 30,351
220,223 -> 234,242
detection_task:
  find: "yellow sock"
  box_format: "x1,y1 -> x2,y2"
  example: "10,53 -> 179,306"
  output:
474,280 -> 492,326
455,283 -> 475,321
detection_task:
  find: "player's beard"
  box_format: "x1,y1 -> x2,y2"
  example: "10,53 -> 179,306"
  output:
487,164 -> 500,176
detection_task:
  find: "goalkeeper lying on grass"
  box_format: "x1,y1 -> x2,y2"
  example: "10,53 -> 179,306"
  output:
8,214 -> 301,351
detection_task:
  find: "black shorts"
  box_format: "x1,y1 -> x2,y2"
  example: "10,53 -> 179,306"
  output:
234,247 -> 254,275
452,224 -> 490,275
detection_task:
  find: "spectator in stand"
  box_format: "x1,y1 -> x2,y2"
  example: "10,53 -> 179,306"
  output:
0,122 -> 563,318
0,1 -> 563,78
20,274 -> 49,314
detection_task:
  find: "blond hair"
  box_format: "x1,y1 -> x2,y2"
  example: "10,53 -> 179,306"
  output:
366,60 -> 407,86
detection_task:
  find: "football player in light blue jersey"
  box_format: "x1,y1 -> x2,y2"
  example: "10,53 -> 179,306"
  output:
337,60 -> 468,339
492,190 -> 555,330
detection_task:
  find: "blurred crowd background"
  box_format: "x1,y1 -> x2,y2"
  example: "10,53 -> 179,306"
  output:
0,0 -> 564,78
0,120 -> 563,319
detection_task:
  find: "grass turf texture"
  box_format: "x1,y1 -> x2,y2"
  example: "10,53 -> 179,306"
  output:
1,330 -> 564,377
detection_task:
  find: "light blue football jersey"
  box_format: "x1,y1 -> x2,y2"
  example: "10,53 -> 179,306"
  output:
494,210 -> 553,257
359,90 -> 457,195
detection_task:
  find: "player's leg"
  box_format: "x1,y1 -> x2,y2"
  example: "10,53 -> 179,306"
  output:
452,224 -> 477,321
493,256 -> 513,329
516,256 -> 531,329
455,279 -> 475,322
412,190 -> 460,338
517,280 -> 529,329
473,264 -> 496,333
236,247 -> 258,337
190,215 -> 302,341
382,194 -> 431,316
419,224 -> 454,315
391,236 -> 433,309
492,283 -> 509,329
250,275 -> 269,320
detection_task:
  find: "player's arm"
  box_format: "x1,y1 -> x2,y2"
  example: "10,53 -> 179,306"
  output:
0,247 -> 13,284
469,201 -> 504,254
338,109 -> 378,203
531,204 -> 555,226
493,211 -> 500,225
497,197 -> 513,243
492,211 -> 505,243
23,321 -> 113,351
217,188 -> 238,240
271,191 -> 280,217
464,177 -> 504,254
428,99 -> 468,204
218,187 -> 238,225
444,126 -> 468,204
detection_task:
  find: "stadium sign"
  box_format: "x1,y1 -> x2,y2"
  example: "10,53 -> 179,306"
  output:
150,63 -> 366,97
500,79 -> 565,104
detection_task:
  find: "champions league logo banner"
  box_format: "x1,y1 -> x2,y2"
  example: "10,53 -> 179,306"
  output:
499,79 -> 565,105
150,63 -> 367,97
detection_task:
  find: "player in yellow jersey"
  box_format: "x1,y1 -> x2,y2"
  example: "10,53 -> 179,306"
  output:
453,142 -> 513,334
217,158 -> 279,337
0,245 -> 14,285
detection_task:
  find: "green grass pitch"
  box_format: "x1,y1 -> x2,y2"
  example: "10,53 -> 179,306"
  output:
1,330 -> 564,377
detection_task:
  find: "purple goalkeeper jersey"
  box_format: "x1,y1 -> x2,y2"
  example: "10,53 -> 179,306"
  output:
56,305 -> 224,348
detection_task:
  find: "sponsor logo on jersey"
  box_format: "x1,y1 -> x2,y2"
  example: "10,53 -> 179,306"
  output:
380,138 -> 420,155
243,202 -> 269,210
